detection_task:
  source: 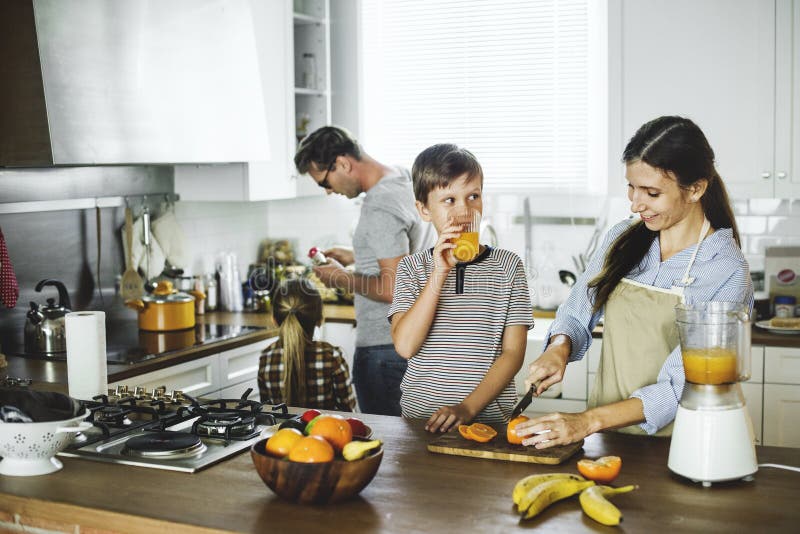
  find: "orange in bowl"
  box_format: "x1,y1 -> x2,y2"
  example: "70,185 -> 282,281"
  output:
250,437 -> 384,504
287,435 -> 335,463
308,415 -> 353,453
265,428 -> 304,458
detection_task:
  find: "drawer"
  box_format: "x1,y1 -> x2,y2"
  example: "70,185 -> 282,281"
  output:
765,345 -> 800,384
219,338 -> 275,389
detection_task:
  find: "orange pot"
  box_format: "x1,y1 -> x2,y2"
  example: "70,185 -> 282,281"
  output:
125,281 -> 205,332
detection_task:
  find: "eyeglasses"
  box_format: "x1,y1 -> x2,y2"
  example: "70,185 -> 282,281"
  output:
317,162 -> 335,189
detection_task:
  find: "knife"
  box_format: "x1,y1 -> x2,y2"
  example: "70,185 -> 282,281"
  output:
510,381 -> 542,420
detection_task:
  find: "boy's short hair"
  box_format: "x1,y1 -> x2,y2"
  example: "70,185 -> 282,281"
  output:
294,126 -> 362,174
411,144 -> 484,204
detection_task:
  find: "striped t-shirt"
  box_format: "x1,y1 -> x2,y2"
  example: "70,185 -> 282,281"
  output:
388,247 -> 533,423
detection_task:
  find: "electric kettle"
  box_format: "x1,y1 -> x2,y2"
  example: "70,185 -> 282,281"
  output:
24,279 -> 73,355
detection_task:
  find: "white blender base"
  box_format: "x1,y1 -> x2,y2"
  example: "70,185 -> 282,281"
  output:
668,405 -> 758,486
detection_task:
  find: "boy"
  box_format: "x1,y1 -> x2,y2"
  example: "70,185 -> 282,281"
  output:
388,144 -> 533,433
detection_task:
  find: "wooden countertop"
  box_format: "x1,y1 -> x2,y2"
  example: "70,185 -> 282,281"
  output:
3,305 -> 355,390
1,413 -> 798,533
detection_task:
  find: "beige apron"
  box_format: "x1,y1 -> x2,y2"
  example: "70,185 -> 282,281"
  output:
588,219 -> 710,437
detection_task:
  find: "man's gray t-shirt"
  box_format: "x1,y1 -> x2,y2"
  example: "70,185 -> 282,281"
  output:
352,167 -> 435,347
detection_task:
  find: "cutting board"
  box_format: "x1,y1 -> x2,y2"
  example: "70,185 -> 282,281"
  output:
427,431 -> 583,464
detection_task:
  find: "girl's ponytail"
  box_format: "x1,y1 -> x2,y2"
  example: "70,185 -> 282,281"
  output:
279,310 -> 307,407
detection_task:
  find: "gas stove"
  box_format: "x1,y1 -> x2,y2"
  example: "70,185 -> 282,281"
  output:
58,386 -> 297,472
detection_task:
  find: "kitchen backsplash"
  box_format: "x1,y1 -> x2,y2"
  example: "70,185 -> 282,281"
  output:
1,163 -> 799,323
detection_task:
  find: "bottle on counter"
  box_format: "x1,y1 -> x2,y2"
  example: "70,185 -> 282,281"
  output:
205,274 -> 218,312
193,275 -> 206,315
308,247 -> 328,265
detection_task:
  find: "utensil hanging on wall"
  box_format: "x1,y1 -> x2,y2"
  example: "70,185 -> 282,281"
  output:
120,207 -> 144,300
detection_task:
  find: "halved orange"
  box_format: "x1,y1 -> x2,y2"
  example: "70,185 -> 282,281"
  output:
458,424 -> 472,440
466,423 -> 498,443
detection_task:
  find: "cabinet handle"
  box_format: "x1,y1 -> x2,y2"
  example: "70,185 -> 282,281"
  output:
777,171 -> 787,180
761,172 -> 772,179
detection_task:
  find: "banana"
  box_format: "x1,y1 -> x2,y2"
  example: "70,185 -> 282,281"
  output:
579,484 -> 638,526
519,478 -> 596,520
512,473 -> 586,510
342,439 -> 382,461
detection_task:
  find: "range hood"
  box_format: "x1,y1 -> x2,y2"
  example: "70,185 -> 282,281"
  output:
0,0 -> 270,167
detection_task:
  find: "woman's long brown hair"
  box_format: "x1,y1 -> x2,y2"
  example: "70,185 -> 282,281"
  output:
271,278 -> 323,406
588,116 -> 740,313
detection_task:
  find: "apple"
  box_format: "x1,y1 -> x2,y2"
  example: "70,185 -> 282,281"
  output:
300,409 -> 321,424
346,417 -> 369,438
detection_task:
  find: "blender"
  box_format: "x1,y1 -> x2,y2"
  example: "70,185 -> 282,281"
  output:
668,301 -> 758,487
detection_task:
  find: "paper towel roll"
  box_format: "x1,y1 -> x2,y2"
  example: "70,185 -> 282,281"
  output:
66,311 -> 107,400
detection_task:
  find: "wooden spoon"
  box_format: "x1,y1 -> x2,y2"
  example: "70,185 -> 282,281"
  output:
120,207 -> 144,300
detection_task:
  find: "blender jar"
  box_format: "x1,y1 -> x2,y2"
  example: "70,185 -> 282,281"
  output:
675,301 -> 751,385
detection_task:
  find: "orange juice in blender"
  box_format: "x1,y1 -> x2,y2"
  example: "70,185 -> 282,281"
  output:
682,347 -> 739,384
451,208 -> 481,262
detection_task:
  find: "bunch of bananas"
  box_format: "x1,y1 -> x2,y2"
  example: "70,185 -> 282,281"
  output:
512,473 -> 637,525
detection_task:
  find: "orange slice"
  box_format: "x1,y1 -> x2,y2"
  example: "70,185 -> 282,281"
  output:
466,423 -> 498,443
453,239 -> 478,262
458,425 -> 472,440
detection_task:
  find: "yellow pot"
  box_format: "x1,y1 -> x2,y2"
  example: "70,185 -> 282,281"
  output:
125,281 -> 205,332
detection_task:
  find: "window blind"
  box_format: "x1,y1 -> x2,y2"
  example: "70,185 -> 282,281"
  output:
360,0 -> 592,191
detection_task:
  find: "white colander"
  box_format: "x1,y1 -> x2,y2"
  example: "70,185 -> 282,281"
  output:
0,409 -> 91,476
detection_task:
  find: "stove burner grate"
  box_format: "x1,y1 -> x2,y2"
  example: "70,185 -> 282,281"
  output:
123,432 -> 207,459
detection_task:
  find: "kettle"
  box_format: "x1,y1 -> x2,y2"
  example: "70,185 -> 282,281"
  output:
24,279 -> 72,355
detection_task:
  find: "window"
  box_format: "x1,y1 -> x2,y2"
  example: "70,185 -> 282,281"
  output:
360,0 -> 606,193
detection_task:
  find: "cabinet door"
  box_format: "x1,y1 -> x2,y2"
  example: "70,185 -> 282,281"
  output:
763,384 -> 800,447
109,356 -> 220,397
621,0 -> 775,198
318,322 -> 356,378
764,345 -> 800,384
218,338 -> 275,390
774,0 -> 800,197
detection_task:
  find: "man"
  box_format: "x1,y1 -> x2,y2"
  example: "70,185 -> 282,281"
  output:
294,126 -> 435,416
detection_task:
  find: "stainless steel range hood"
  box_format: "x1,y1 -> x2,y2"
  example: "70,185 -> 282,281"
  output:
0,0 -> 270,167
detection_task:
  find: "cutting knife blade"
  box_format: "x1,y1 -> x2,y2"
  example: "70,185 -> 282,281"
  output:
510,381 -> 541,419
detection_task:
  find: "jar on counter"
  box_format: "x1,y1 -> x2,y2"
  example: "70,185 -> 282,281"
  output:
774,295 -> 796,318
193,275 -> 206,315
205,274 -> 218,312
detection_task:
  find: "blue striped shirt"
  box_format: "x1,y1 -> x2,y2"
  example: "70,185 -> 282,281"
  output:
546,219 -> 753,434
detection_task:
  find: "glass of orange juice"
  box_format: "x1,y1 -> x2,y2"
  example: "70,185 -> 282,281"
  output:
450,207 -> 481,262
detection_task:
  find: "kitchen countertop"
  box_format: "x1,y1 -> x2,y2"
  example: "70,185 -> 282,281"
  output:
3,305 -> 356,391
0,412 -> 797,533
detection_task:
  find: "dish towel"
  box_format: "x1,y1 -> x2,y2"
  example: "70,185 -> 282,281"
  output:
0,227 -> 19,308
151,211 -> 189,269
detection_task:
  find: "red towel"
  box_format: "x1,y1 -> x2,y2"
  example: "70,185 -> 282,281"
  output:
0,227 -> 19,308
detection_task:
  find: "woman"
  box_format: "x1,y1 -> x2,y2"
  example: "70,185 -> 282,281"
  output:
515,116 -> 753,448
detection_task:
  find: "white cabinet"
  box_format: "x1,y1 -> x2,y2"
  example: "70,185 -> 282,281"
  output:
318,321 -> 356,378
618,0 -> 799,198
174,0 -> 325,201
218,337 -> 276,401
763,345 -> 800,447
109,339 -> 274,400
109,356 -> 220,398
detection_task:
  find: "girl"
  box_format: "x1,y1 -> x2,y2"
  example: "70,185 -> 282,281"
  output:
258,278 -> 356,411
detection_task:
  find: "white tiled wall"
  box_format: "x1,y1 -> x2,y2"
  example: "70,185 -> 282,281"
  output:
733,199 -> 800,273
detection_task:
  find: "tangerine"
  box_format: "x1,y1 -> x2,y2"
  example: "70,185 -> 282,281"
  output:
308,415 -> 353,453
577,456 -> 622,483
466,423 -> 498,443
506,415 -> 530,445
265,428 -> 304,458
287,435 -> 335,463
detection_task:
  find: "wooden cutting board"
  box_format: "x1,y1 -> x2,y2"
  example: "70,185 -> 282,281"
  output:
427,430 -> 583,464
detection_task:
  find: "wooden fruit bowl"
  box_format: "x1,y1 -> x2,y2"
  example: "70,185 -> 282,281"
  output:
250,437 -> 383,504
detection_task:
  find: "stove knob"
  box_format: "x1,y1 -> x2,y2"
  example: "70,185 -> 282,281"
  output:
134,386 -> 148,398
115,385 -> 129,396
152,386 -> 167,399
